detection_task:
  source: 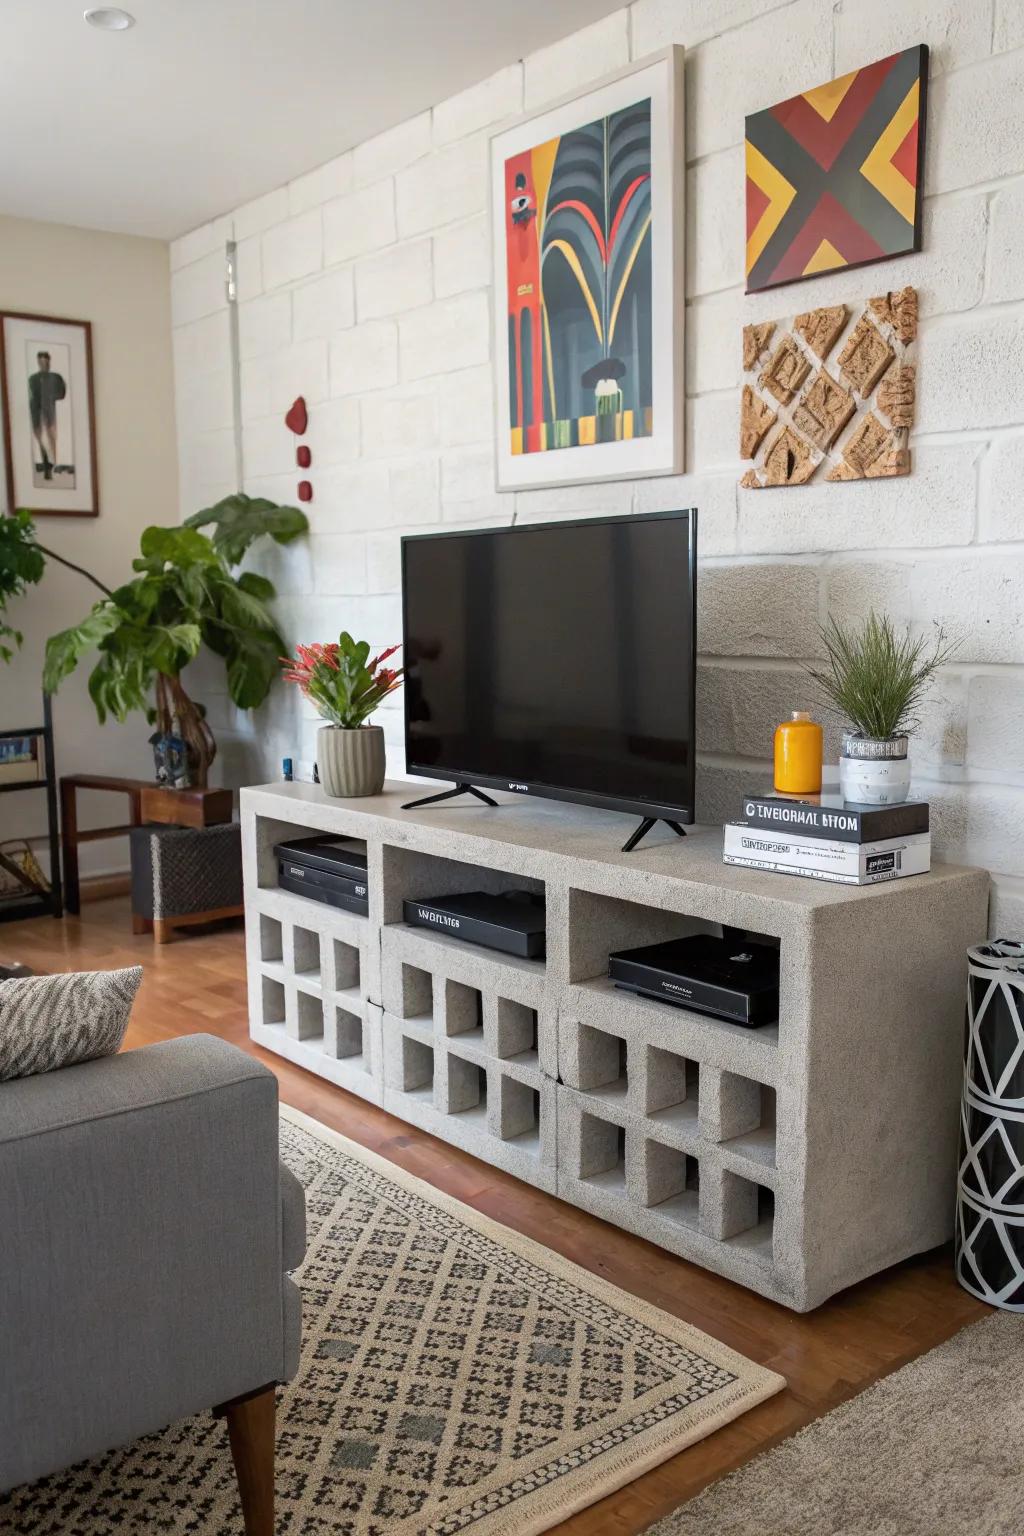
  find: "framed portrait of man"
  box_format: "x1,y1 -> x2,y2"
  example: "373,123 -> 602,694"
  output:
0,312 -> 98,517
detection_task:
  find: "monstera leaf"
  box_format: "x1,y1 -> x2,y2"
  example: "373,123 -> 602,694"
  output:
186,493 -> 308,567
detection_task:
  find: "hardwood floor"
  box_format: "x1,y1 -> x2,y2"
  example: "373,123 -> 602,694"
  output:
4,898 -> 987,1535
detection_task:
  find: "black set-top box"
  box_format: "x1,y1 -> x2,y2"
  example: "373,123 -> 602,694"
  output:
609,934 -> 780,1027
275,834 -> 368,915
403,890 -> 546,959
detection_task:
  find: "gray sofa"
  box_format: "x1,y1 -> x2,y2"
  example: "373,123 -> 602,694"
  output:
0,1033 -> 305,1534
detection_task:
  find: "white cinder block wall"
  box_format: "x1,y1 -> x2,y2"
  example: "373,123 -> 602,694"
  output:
170,0 -> 1024,934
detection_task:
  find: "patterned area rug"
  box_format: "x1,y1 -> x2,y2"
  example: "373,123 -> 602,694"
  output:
2,1105 -> 783,1535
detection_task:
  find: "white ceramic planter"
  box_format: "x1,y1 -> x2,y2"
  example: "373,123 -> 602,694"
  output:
839,733 -> 912,805
317,724 -> 385,798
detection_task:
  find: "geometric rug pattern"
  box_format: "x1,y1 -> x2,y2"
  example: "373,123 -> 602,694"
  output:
0,1106 -> 784,1535
746,44 -> 928,294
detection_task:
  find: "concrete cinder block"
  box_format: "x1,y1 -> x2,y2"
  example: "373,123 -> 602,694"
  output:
441,1050 -> 485,1114
233,188 -> 289,242
434,215 -> 490,300
433,64 -> 522,145
171,251 -> 225,327
835,0 -> 991,76
323,181 -> 397,266
238,292 -> 292,361
686,391 -> 740,474
687,288 -> 743,395
242,416 -> 294,480
700,1066 -> 762,1142
361,386 -> 439,458
687,0 -> 832,159
490,996 -> 539,1061
440,364 -> 495,448
324,1002 -> 364,1060
930,50 -> 1024,193
309,533 -> 367,597
172,214 -> 233,272
687,148 -> 745,299
920,315 -> 1024,433
396,137 -> 489,238
995,0 -> 1024,51
441,446 -> 503,518
329,320 -> 399,397
293,268 -> 355,340
240,339 -> 329,421
699,561 -> 823,659
561,1018 -> 626,1095
399,292 -> 490,383
524,11 -> 629,110
631,0 -> 785,52
739,444 -> 980,557
355,239 -> 433,321
967,674 -> 1024,775
980,434 -> 1024,543
261,210 -> 323,291
245,783 -> 990,1310
441,977 -> 484,1037
365,530 -> 402,594
986,185 -> 1024,306
308,397 -> 361,466
703,1166 -> 760,1241
288,151 -> 354,215
354,112 -> 431,188
991,876 -> 1024,941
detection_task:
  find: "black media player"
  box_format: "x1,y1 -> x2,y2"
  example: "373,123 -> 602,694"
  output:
275,834 -> 369,915
608,934 -> 779,1027
403,890 -> 546,959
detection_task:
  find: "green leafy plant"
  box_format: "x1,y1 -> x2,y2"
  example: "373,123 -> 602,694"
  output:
0,511 -> 45,661
0,494 -> 308,785
282,634 -> 403,728
805,611 -> 960,740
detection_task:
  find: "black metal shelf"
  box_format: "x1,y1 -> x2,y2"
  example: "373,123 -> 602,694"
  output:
0,695 -> 62,923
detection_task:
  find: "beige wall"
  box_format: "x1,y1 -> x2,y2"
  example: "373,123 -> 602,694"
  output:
0,214 -> 179,877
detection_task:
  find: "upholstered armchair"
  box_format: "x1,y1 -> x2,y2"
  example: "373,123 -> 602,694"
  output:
0,1034 -> 305,1535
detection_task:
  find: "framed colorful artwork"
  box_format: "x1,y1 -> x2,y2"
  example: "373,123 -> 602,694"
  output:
745,44 -> 928,295
490,48 -> 685,492
0,311 -> 99,517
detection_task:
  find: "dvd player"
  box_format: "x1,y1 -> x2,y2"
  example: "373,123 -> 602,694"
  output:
608,934 -> 779,1027
275,834 -> 369,915
403,890 -> 546,959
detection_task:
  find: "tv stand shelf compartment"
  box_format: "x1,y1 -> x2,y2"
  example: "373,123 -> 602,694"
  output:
241,780 -> 990,1312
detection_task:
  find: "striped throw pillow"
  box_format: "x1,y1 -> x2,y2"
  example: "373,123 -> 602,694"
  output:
0,967 -> 142,1082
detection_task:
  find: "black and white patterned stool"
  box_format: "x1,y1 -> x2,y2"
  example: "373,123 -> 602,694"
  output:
129,822 -> 243,944
956,939 -> 1024,1310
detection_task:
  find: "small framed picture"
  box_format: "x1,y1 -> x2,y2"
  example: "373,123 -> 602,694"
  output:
0,312 -> 99,517
490,47 -> 686,492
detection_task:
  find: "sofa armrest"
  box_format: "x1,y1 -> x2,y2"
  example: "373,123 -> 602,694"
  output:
0,1035 -> 288,1493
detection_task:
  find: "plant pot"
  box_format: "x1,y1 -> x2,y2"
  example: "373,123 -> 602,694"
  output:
317,724 -> 385,798
839,732 -> 912,805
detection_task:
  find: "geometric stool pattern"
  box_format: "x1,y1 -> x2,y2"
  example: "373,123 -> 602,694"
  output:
956,940 -> 1024,1310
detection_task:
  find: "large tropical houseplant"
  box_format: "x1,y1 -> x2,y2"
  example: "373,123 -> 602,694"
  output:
0,494 -> 308,786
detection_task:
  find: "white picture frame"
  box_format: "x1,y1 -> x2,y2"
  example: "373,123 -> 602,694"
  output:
490,47 -> 685,493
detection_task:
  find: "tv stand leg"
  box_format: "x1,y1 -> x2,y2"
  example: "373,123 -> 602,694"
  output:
402,783 -> 499,811
621,817 -> 688,854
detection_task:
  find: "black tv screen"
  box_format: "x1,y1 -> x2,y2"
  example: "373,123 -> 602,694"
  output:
401,510 -> 697,821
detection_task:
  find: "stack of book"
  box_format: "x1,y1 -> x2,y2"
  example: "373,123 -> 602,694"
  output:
723,792 -> 930,886
0,736 -> 42,785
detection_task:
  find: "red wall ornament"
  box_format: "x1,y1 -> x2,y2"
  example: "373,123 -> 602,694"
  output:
284,396 -> 308,435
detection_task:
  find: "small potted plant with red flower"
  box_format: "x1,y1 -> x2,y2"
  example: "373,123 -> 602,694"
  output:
281,632 -> 403,797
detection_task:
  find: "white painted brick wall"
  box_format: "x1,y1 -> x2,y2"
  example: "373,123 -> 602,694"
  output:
170,0 -> 1024,932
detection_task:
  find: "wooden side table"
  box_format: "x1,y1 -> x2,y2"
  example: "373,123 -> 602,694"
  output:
60,776 -> 233,919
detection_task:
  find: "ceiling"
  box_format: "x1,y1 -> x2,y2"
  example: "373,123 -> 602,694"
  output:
0,0 -> 623,241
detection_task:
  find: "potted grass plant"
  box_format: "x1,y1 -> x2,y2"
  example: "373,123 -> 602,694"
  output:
282,633 -> 403,797
804,612 -> 960,805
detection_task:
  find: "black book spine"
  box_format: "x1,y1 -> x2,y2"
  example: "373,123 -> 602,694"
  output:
737,797 -> 928,843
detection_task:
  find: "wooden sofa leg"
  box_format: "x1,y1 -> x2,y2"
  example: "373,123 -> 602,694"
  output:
218,1385 -> 276,1536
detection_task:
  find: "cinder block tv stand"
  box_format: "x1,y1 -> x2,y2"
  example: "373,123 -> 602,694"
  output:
242,781 -> 989,1312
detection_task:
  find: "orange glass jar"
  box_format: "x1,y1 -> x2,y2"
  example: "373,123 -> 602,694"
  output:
774,711 -> 823,795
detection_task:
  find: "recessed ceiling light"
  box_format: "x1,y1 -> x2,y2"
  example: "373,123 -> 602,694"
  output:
84,7 -> 136,30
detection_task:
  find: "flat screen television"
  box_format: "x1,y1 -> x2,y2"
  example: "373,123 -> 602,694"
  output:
401,509 -> 697,830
